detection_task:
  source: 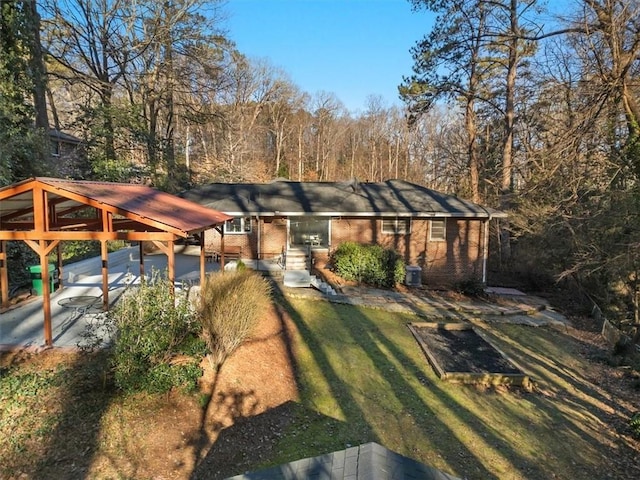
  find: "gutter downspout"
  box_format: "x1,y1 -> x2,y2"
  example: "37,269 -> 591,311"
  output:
256,214 -> 261,270
482,217 -> 490,284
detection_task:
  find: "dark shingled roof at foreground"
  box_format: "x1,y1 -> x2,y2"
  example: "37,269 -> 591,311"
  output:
181,179 -> 505,219
225,442 -> 460,480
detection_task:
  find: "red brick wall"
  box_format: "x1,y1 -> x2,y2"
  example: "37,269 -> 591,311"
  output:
204,216 -> 287,260
421,219 -> 484,285
261,218 -> 287,259
204,215 -> 486,285
329,217 -> 485,286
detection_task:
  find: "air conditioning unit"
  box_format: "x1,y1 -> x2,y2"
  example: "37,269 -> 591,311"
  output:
405,265 -> 422,287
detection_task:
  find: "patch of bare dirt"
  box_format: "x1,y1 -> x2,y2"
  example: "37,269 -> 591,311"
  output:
100,302 -> 300,479
1,302 -> 300,480
412,325 -> 523,375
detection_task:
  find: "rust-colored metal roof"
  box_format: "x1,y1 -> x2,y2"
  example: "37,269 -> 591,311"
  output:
0,177 -> 232,236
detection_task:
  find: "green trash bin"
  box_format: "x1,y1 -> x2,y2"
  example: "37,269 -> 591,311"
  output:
28,264 -> 57,295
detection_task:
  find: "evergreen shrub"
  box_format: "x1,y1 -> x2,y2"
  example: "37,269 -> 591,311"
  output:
332,241 -> 405,288
109,270 -> 205,393
453,277 -> 486,297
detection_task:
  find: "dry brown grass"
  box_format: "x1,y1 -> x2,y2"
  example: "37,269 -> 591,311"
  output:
198,271 -> 272,368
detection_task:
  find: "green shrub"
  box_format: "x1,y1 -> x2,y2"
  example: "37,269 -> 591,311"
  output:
454,277 -> 487,297
52,240 -> 129,265
109,270 -> 204,393
198,270 -> 271,368
332,242 -> 405,288
630,413 -> 640,438
6,242 -> 38,291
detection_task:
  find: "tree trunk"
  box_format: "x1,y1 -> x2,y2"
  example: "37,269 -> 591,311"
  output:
26,0 -> 48,131
498,0 -> 518,262
466,96 -> 480,203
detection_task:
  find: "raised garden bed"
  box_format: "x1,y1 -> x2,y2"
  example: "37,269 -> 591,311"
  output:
408,322 -> 530,387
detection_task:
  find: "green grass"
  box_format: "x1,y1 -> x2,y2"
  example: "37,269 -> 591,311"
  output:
0,296 -> 636,479
269,297 -> 635,479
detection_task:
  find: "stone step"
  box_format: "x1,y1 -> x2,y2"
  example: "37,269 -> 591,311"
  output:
310,275 -> 337,296
286,256 -> 308,270
283,270 -> 311,288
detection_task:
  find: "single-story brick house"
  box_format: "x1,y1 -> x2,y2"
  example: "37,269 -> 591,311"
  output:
181,179 -> 506,285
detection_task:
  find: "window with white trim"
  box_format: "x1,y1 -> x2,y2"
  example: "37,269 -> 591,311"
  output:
224,217 -> 252,234
429,219 -> 446,241
382,218 -> 411,234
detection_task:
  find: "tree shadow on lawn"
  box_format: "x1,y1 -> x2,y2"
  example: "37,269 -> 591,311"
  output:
325,303 -> 524,479
478,323 -> 640,477
354,307 -> 640,479
271,286 -> 639,479
269,286 -> 500,480
190,400 -> 346,479
26,349 -> 117,479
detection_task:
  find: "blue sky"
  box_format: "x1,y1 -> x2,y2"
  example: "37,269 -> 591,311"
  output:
226,0 -> 434,114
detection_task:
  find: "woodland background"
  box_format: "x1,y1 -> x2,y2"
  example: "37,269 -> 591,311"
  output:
1,0 -> 640,336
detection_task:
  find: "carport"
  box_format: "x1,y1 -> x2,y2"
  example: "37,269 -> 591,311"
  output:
0,177 -> 232,347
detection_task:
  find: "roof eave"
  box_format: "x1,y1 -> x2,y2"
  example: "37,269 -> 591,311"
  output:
222,211 -> 503,218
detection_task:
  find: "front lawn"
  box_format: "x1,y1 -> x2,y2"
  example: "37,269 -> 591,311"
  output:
1,293 -> 638,479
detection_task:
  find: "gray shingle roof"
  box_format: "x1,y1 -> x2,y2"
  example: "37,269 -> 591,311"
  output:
181,179 -> 505,218
225,442 -> 460,480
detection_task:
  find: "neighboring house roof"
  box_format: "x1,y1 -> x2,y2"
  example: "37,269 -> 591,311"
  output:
225,442 -> 459,480
181,179 -> 506,219
48,129 -> 82,145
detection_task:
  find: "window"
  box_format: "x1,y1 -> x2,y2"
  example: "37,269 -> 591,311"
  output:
224,217 -> 251,234
382,218 -> 411,234
51,140 -> 60,157
289,216 -> 329,248
430,219 -> 446,241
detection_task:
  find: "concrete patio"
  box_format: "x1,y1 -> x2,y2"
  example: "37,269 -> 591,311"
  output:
1,245 -> 568,351
0,246 -> 222,349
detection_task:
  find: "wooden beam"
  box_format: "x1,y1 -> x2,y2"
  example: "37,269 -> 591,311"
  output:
101,210 -> 110,310
0,231 -> 179,241
219,227 -> 226,272
151,240 -> 169,256
23,239 -> 59,257
0,180 -> 39,200
33,185 -> 45,234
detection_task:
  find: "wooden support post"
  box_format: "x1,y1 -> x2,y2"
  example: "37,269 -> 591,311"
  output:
101,240 -> 109,311
40,242 -> 52,347
139,241 -> 145,282
56,242 -> 63,290
0,241 -> 8,309
101,211 -> 111,310
199,232 -> 206,286
219,226 -> 226,272
167,240 -> 175,297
